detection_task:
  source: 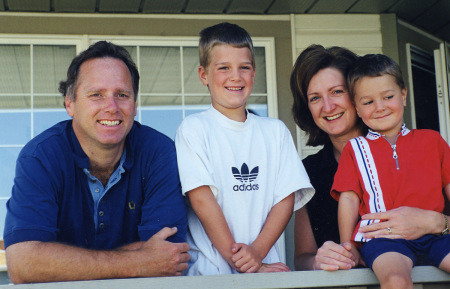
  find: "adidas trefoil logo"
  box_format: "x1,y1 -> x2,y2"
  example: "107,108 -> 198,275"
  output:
232,163 -> 259,192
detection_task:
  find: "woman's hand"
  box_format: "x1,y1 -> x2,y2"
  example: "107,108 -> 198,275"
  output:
312,241 -> 356,271
359,206 -> 445,240
257,262 -> 291,273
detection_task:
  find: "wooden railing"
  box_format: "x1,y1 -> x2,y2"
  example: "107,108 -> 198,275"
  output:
0,266 -> 448,288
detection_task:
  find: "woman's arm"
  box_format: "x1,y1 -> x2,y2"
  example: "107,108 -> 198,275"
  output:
359,209 -> 449,239
360,183 -> 450,240
188,185 -> 236,266
294,206 -> 355,271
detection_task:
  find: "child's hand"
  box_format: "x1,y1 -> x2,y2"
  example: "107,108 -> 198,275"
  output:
231,243 -> 262,273
342,242 -> 366,268
257,262 -> 291,273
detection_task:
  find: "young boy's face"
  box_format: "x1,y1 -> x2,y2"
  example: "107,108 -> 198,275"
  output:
354,74 -> 407,138
198,44 -> 255,118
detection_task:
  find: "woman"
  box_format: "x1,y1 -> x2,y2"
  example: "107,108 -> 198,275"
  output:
291,44 -> 449,271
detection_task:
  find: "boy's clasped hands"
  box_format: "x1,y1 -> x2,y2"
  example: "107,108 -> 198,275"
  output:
231,243 -> 290,273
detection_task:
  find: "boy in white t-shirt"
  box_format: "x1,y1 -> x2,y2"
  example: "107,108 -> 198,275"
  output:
175,22 -> 314,275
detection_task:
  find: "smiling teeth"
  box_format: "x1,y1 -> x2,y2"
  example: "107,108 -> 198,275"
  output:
325,113 -> 343,121
227,87 -> 243,91
99,120 -> 120,126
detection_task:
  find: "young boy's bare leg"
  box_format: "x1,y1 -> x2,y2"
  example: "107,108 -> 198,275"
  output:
438,253 -> 450,272
372,252 -> 413,289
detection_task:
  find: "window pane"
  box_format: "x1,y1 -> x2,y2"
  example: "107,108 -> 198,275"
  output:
183,47 -> 207,94
0,147 -> 21,198
34,45 -> 76,94
0,94 -> 30,109
252,47 -> 267,95
141,107 -> 183,140
0,146 -> 21,237
34,110 -> 71,136
0,45 -> 31,107
140,47 -> 182,96
34,45 -> 76,108
0,111 -> 31,145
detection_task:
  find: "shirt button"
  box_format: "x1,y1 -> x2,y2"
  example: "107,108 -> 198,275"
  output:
99,223 -> 105,229
99,211 -> 104,217
95,188 -> 100,193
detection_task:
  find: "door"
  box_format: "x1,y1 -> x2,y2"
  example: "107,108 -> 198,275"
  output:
406,44 -> 450,142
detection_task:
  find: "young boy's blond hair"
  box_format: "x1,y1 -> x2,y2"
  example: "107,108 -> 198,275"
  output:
346,54 -> 405,101
198,22 -> 255,69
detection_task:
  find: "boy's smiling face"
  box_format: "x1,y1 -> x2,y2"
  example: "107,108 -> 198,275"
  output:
198,44 -> 255,121
354,74 -> 407,138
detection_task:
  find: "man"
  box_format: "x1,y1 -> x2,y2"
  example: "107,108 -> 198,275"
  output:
3,41 -> 189,284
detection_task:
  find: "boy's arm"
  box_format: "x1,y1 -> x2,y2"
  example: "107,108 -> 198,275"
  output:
338,191 -> 364,267
232,193 -> 294,273
187,185 -> 236,266
338,191 -> 360,243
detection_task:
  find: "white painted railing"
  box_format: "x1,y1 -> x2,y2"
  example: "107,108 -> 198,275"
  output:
0,266 -> 448,288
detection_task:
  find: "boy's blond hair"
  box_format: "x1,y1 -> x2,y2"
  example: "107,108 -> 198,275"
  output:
347,54 -> 405,101
198,22 -> 255,69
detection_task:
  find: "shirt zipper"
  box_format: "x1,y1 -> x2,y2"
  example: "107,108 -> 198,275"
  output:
382,135 -> 400,170
391,144 -> 399,170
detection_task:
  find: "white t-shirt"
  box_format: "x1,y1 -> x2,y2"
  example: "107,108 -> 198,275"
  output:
175,106 -> 314,275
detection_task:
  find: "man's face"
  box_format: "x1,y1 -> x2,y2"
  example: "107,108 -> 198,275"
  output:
65,57 -> 137,153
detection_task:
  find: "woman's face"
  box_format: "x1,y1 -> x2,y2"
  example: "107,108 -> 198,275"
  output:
307,67 -> 359,140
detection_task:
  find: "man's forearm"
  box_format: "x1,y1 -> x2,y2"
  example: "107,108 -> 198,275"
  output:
6,241 -> 145,284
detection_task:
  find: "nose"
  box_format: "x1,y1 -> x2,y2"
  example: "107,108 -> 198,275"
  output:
374,100 -> 386,112
229,68 -> 241,81
323,96 -> 336,113
103,94 -> 118,113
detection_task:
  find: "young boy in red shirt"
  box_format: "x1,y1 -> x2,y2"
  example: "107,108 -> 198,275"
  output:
332,54 -> 450,289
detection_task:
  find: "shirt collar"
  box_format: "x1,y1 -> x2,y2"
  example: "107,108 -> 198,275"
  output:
366,123 -> 410,140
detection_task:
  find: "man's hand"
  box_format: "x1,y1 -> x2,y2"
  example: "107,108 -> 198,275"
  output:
138,227 -> 190,277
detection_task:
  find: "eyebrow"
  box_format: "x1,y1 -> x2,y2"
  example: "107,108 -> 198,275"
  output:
86,88 -> 134,95
214,61 -> 253,66
307,84 -> 344,96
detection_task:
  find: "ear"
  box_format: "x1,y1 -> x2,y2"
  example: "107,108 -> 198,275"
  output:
65,95 -> 74,117
401,87 -> 407,106
198,66 -> 208,86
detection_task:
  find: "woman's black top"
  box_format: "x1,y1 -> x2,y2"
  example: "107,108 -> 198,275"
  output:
302,142 -> 340,247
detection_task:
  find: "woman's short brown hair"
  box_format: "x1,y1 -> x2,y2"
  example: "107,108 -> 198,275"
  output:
290,45 -> 360,146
